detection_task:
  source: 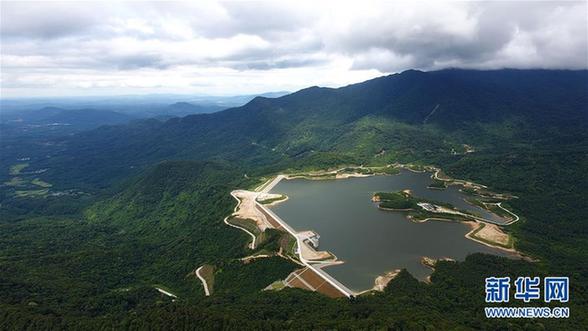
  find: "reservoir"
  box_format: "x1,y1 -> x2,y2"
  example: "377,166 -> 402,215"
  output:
269,170 -> 511,293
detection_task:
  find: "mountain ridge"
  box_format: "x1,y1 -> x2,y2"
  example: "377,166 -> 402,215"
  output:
25,68 -> 585,189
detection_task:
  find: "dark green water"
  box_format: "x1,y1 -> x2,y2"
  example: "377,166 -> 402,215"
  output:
269,170 -> 511,292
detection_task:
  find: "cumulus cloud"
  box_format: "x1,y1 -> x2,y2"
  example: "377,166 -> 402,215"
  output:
0,1 -> 586,97
325,1 -> 587,71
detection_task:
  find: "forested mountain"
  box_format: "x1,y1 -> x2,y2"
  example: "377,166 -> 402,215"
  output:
23,69 -> 586,188
1,69 -> 587,329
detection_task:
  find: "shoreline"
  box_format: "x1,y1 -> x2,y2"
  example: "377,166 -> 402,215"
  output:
229,174 -> 356,297
354,269 -> 402,295
254,196 -> 355,297
377,206 -> 414,212
225,163 -> 525,297
257,193 -> 289,206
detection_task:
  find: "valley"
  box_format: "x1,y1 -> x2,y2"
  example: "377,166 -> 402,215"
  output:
2,1 -> 587,328
1,69 -> 586,329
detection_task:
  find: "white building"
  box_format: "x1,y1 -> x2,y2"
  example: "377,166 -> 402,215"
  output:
299,230 -> 320,248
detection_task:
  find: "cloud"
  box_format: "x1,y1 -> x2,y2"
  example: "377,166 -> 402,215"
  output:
323,1 -> 587,71
0,1 -> 586,97
0,1 -> 104,39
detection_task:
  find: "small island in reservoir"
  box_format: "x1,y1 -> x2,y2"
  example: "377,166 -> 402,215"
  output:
372,191 -> 418,211
373,188 -> 516,224
373,190 -> 477,221
372,189 -> 519,252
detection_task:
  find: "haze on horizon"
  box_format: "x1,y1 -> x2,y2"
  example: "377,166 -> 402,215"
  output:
1,0 -> 587,98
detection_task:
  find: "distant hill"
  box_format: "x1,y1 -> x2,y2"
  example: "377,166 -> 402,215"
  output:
0,107 -> 136,132
32,108 -> 134,129
0,102 -> 223,133
0,91 -> 291,118
185,91 -> 291,107
31,69 -> 585,185
164,102 -> 225,117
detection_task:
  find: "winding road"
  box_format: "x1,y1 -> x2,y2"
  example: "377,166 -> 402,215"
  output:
196,266 -> 211,296
224,192 -> 257,249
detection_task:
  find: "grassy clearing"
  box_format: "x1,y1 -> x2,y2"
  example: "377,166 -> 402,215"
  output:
227,217 -> 261,236
279,233 -> 298,258
257,232 -> 275,246
428,179 -> 447,189
375,191 -> 417,210
31,178 -> 52,188
9,163 -> 29,175
268,280 -> 286,290
288,164 -> 399,181
338,165 -> 400,176
4,177 -> 26,187
379,166 -> 400,175
339,167 -> 373,175
258,195 -> 287,205
198,264 -> 215,295
290,172 -> 337,180
15,189 -> 49,198
405,164 -> 426,172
